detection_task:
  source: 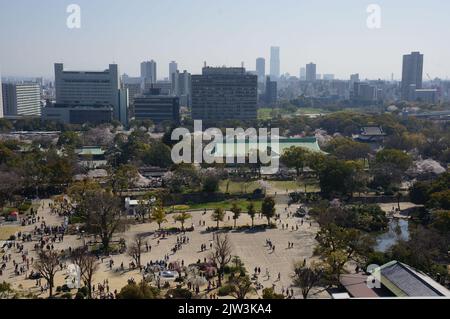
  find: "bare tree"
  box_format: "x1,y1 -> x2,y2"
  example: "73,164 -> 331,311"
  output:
128,235 -> 145,268
136,198 -> 152,223
209,234 -> 233,286
71,247 -> 99,299
292,262 -> 324,299
34,250 -> 60,297
0,171 -> 22,207
81,254 -> 99,298
83,190 -> 127,253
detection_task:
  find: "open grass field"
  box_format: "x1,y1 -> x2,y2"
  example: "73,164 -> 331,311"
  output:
219,180 -> 260,194
266,179 -> 321,193
0,226 -> 20,241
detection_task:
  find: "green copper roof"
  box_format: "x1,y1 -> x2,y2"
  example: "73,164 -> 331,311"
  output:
214,137 -> 324,157
75,146 -> 105,156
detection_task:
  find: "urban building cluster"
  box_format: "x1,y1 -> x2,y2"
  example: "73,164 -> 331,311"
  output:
1,50 -> 447,125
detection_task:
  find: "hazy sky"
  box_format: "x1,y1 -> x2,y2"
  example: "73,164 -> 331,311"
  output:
1,0 -> 449,80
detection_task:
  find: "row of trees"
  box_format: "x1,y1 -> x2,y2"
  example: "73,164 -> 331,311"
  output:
210,197 -> 276,230
0,140 -> 77,205
281,145 -> 414,197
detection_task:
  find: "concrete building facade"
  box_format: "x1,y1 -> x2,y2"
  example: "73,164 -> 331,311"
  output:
141,60 -> 157,84
306,63 -> 317,82
133,88 -> 180,124
256,58 -> 266,83
43,63 -> 128,125
270,47 -> 280,80
191,67 -> 257,121
2,83 -> 41,116
401,52 -> 424,101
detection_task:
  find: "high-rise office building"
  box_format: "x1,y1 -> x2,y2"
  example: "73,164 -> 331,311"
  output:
264,76 -> 277,105
172,70 -> 192,107
270,47 -> 280,80
350,73 -> 360,91
2,83 -> 41,117
401,51 -> 423,101
306,63 -> 317,82
152,81 -> 172,95
350,74 -> 360,83
169,61 -> 178,81
256,58 -> 266,83
133,88 -> 180,124
192,67 -> 257,121
323,74 -> 335,81
353,82 -> 376,101
43,63 -> 128,125
141,60 -> 157,84
299,67 -> 306,81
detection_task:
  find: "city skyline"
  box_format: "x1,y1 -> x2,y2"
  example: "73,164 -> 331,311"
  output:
1,0 -> 450,80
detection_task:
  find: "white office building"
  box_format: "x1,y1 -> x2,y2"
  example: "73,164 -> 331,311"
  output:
2,83 -> 41,117
43,63 -> 128,125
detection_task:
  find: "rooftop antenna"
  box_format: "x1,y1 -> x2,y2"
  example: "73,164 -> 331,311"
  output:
241,61 -> 244,68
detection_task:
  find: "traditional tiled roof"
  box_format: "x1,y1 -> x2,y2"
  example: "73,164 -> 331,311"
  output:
361,126 -> 386,136
372,261 -> 450,297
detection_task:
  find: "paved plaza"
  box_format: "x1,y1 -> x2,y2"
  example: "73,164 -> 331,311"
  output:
0,197 -> 328,299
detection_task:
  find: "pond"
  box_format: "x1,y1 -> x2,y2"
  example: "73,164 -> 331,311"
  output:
375,219 -> 410,252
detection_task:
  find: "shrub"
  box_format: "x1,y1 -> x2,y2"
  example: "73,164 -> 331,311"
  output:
165,287 -> 193,299
61,284 -> 71,292
218,284 -> 234,296
262,287 -> 284,299
69,215 -> 84,224
75,292 -> 85,299
61,293 -> 72,299
18,203 -> 31,214
117,282 -> 159,299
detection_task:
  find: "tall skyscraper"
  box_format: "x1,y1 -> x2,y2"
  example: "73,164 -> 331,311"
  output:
172,70 -> 192,107
270,47 -> 280,80
43,63 -> 128,125
264,76 -> 277,105
140,60 -> 157,84
350,73 -> 360,90
401,51 -> 424,100
192,67 -> 257,120
2,83 -> 41,116
306,63 -> 317,82
169,61 -> 178,81
299,67 -> 306,80
256,58 -> 266,83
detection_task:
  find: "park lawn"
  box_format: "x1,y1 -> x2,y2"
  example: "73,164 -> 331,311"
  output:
268,180 -> 301,192
258,108 -> 276,120
295,107 -> 329,115
187,199 -> 262,212
219,180 -> 260,194
269,179 -> 320,192
0,226 -> 20,241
